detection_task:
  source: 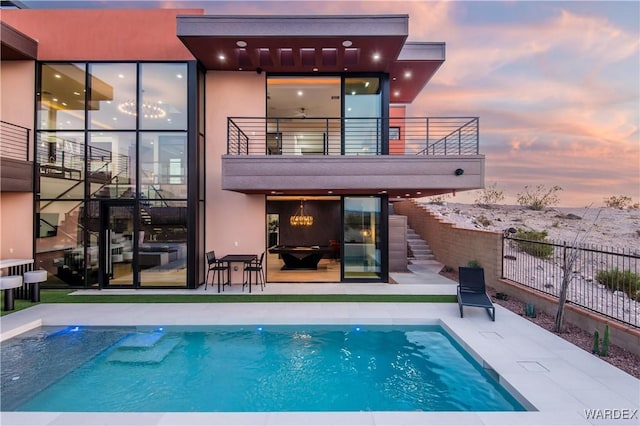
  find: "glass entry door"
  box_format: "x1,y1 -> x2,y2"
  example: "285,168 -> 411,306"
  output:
100,201 -> 135,288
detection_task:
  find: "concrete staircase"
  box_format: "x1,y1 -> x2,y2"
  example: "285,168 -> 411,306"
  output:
407,226 -> 436,262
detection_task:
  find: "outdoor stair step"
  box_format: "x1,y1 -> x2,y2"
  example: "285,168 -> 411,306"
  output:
108,336 -> 180,364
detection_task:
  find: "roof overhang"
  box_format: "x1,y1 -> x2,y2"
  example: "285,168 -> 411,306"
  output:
177,15 -> 444,103
1,21 -> 38,60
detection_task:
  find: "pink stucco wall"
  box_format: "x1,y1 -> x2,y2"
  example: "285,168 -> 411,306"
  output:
206,71 -> 266,282
0,193 -> 33,259
1,9 -> 201,61
1,61 -> 35,159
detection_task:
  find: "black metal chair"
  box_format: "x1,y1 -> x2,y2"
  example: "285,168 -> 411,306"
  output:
457,267 -> 495,321
243,252 -> 265,293
205,251 -> 229,293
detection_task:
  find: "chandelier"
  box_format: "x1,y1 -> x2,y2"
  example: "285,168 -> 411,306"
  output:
118,100 -> 167,119
290,200 -> 314,226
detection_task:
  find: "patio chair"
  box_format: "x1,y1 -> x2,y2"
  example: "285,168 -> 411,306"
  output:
205,251 -> 229,292
457,267 -> 495,321
243,252 -> 265,292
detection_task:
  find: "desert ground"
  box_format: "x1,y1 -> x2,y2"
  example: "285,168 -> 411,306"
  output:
422,202 -> 640,251
421,202 -> 640,379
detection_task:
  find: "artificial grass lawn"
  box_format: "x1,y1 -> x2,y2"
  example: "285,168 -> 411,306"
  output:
1,290 -> 456,316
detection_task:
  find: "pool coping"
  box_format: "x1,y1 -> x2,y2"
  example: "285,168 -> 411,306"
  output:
2,302 -> 639,426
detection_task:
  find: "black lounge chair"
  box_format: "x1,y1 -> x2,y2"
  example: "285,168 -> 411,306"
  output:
457,267 -> 495,321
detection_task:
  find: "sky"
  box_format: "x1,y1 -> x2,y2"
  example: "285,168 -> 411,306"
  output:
17,0 -> 640,207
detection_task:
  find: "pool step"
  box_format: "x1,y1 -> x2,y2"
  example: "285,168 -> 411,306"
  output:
108,333 -> 180,364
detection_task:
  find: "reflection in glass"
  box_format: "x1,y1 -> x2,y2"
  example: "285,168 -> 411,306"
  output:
35,201 -> 91,287
139,132 -> 187,199
88,132 -> 136,198
344,77 -> 381,155
38,63 -> 86,130
88,63 -> 137,130
37,132 -> 85,200
139,200 -> 187,287
140,63 -> 188,130
343,197 -> 381,279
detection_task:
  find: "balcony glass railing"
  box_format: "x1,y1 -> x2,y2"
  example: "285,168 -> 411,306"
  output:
227,117 -> 479,156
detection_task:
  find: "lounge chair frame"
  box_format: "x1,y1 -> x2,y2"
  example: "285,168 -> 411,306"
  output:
457,267 -> 495,321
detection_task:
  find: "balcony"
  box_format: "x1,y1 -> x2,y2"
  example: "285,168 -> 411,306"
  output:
0,120 -> 32,192
222,117 -> 484,198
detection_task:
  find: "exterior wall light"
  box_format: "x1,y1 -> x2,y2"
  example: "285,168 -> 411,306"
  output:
455,168 -> 464,176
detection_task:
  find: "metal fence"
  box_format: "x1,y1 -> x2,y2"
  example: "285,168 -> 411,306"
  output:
0,120 -> 30,161
502,235 -> 640,327
227,116 -> 479,156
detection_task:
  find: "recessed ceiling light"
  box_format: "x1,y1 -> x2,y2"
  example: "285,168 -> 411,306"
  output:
313,68 -> 318,72
342,40 -> 352,47
392,77 -> 397,81
351,91 -> 356,95
118,74 -> 124,79
236,40 -> 247,47
218,54 -> 226,61
176,74 -> 183,79
405,193 -> 410,197
373,53 -> 381,61
416,191 -> 422,195
239,67 -> 243,71
328,191 -> 333,194
344,67 -> 348,71
364,81 -> 370,88
404,71 -> 412,78
297,90 -> 303,96
394,91 -> 400,97
54,74 -> 61,79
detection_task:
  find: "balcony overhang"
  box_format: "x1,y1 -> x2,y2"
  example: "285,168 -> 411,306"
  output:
177,15 -> 444,103
1,21 -> 38,60
222,155 -> 484,199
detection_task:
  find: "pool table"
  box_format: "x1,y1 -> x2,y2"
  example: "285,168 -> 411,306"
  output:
268,245 -> 333,270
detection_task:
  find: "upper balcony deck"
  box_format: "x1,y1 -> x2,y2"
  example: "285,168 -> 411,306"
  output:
222,116 -> 484,198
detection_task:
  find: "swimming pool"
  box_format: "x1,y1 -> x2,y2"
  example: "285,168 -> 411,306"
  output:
1,324 -> 524,412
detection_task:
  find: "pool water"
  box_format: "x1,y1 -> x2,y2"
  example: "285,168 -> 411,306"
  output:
1,325 -> 525,412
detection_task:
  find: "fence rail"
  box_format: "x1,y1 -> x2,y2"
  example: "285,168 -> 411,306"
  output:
0,120 -> 30,161
503,235 -> 640,327
227,116 -> 479,156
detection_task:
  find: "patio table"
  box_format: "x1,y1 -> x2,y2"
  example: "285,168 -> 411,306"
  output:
218,254 -> 257,293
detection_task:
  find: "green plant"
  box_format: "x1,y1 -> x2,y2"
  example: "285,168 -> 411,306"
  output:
592,325 -> 610,357
516,184 -> 562,210
428,195 -> 448,205
601,324 -> 610,357
514,229 -> 554,259
495,292 -> 509,300
595,268 -> 640,301
592,329 -> 600,354
603,195 -> 634,210
466,260 -> 482,268
474,214 -> 492,227
524,303 -> 537,318
473,182 -> 505,207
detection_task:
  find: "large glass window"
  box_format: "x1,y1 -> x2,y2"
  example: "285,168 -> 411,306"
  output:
37,132 -> 85,200
343,196 -> 382,280
35,61 -> 191,289
88,63 -> 137,130
140,63 -> 188,130
38,63 -> 86,130
139,200 -> 187,287
344,77 -> 381,155
88,132 -> 136,198
139,132 -> 187,199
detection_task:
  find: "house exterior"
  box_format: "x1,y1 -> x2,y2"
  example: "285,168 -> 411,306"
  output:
0,7 -> 484,290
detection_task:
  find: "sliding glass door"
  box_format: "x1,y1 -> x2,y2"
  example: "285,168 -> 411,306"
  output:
343,196 -> 383,280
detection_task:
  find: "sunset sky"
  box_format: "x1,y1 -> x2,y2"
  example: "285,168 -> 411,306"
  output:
20,1 -> 640,206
